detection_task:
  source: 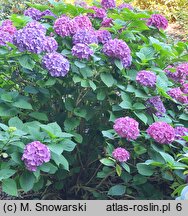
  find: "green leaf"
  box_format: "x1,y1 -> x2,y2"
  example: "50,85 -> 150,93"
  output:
0,169 -> 16,181
24,86 -> 38,94
114,59 -> 123,70
121,162 -> 130,173
29,112 -> 48,121
64,118 -> 80,131
97,89 -> 106,100
100,158 -> 115,167
40,162 -> 58,174
133,103 -> 146,110
137,163 -> 155,176
60,139 -> 76,152
51,153 -> 69,170
20,172 -> 36,192
48,143 -> 64,155
74,108 -> 87,118
74,61 -> 86,68
18,55 -> 35,70
2,179 -> 18,196
8,117 -> 24,130
159,152 -> 174,164
12,97 -> 33,110
102,130 -> 114,139
134,111 -> 148,124
100,73 -> 115,87
179,113 -> 188,121
116,164 -> 122,176
108,185 -> 126,196
133,174 -> 147,185
119,101 -> 132,109
89,80 -> 97,91
1,93 -> 13,102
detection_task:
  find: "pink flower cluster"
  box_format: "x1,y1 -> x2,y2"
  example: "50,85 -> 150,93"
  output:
147,122 -> 175,144
0,20 -> 17,46
175,126 -> 188,141
113,117 -> 140,140
101,0 -> 116,10
167,87 -> 188,104
112,147 -> 130,162
88,6 -> 107,19
147,14 -> 168,30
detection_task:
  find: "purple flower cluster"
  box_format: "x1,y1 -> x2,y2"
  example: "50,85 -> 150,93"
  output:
112,147 -> 130,162
101,0 -> 116,10
147,122 -> 175,144
118,3 -> 134,10
22,141 -> 51,172
103,39 -> 131,68
167,88 -> 188,104
147,14 -> 168,30
43,36 -> 58,53
88,6 -> 106,19
13,21 -> 57,54
73,15 -> 92,31
146,96 -> 166,117
113,117 -> 140,140
101,17 -> 113,27
136,70 -> 157,88
24,8 -> 42,21
73,29 -> 98,45
54,16 -> 77,37
72,43 -> 93,59
96,30 -> 111,44
24,8 -> 55,20
165,63 -> 188,83
174,126 -> 188,141
0,20 -> 17,46
181,83 -> 188,94
42,52 -> 70,77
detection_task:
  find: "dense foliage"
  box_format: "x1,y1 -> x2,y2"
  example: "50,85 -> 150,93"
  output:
0,0 -> 188,199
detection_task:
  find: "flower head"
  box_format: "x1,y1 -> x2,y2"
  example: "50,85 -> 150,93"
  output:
112,147 -> 130,162
113,117 -> 140,140
167,87 -> 188,104
41,9 -> 56,18
146,96 -> 166,117
147,122 -> 175,144
103,38 -> 131,59
136,70 -> 157,88
42,52 -> 70,77
54,16 -> 77,37
96,29 -> 111,44
0,19 -> 17,35
101,0 -> 116,10
181,83 -> 188,94
0,31 -> 13,46
101,17 -> 113,27
175,126 -> 188,141
72,43 -> 93,59
24,8 -> 42,21
43,36 -> 58,53
22,141 -> 51,172
73,29 -> 98,45
73,15 -> 92,31
118,3 -> 133,10
88,6 -> 106,19
147,14 -> 168,30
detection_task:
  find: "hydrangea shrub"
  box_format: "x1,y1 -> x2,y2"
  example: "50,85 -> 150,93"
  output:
0,0 -> 188,199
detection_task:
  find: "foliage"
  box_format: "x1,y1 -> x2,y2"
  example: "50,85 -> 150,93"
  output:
0,0 -> 188,199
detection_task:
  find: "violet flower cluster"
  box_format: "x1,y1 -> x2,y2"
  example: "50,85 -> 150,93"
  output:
73,29 -> 98,45
147,14 -> 168,30
96,30 -> 112,44
167,87 -> 188,104
103,38 -> 132,68
118,3 -> 133,10
22,141 -> 51,172
112,147 -> 130,162
147,122 -> 175,144
24,8 -> 55,21
72,43 -> 93,60
42,52 -> 70,77
146,96 -> 166,117
73,15 -> 93,31
113,117 -> 140,140
101,17 -> 113,27
136,70 -> 157,88
181,83 -> 188,94
0,20 -> 17,46
13,21 -> 57,54
101,0 -> 116,10
174,126 -> 188,141
88,6 -> 106,19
